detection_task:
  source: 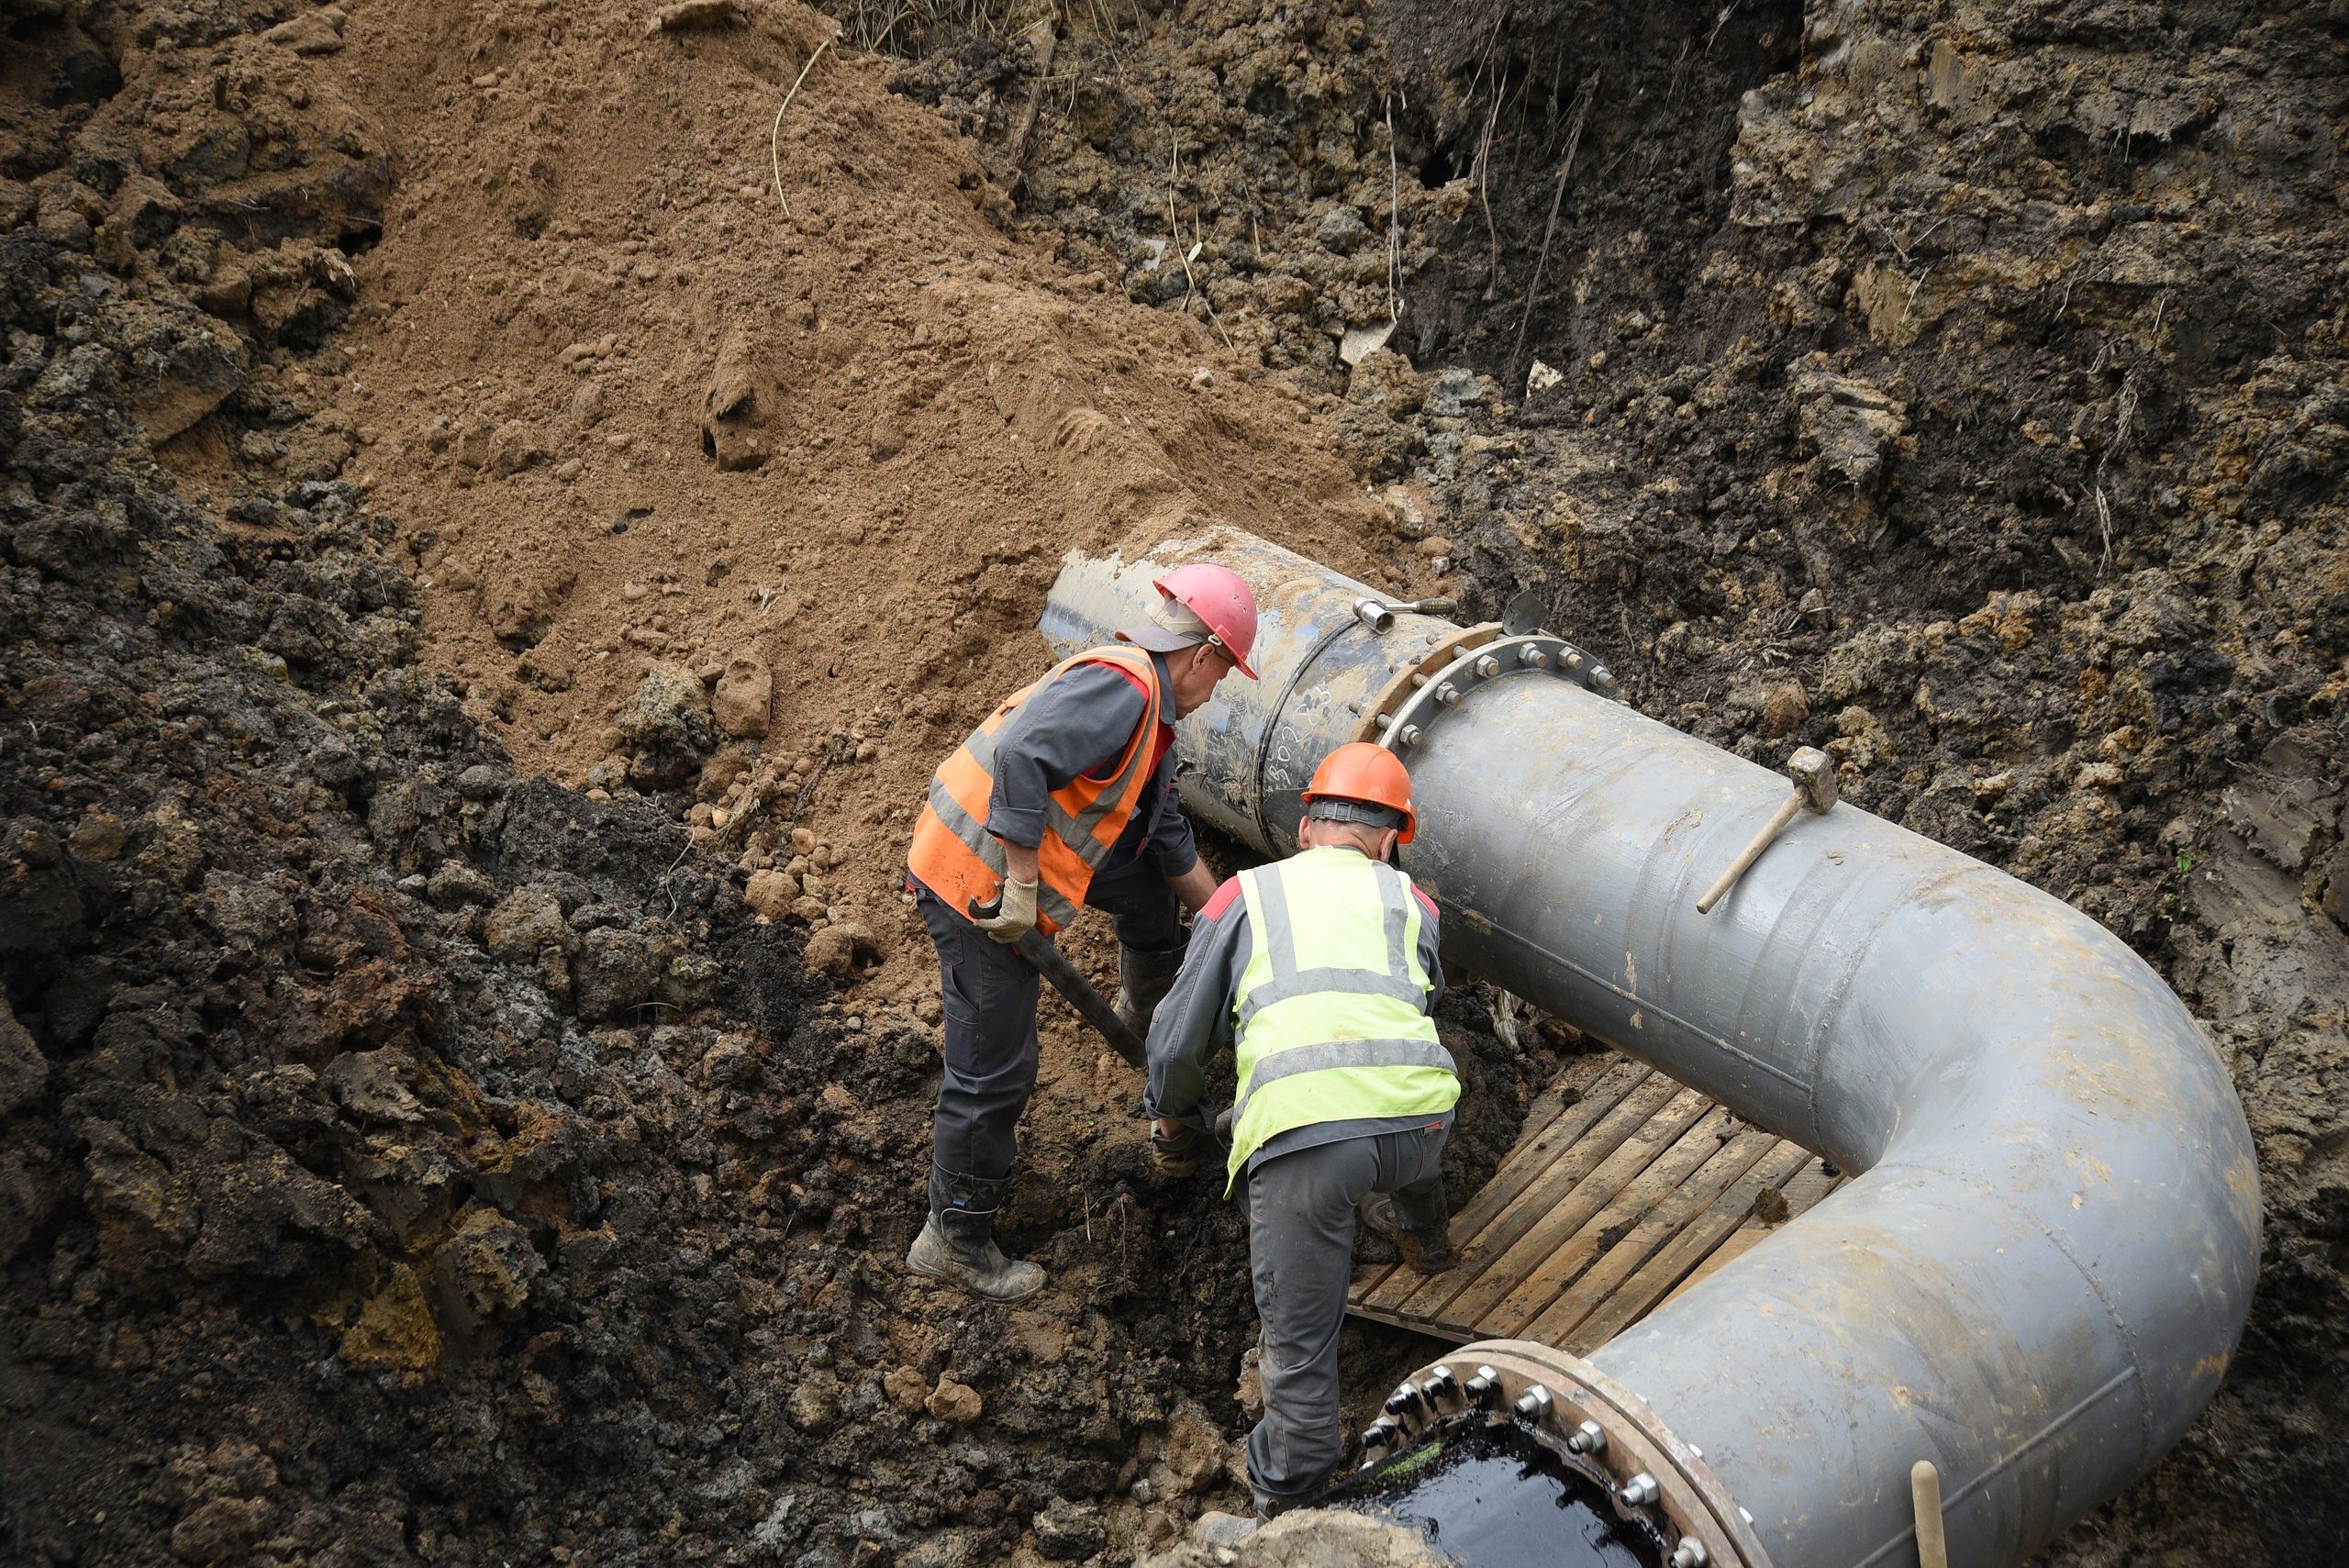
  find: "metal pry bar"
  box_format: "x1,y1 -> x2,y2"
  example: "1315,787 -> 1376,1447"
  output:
1695,746 -> 1838,916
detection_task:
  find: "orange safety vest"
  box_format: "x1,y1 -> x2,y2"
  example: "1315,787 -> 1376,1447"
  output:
907,647 -> 1165,935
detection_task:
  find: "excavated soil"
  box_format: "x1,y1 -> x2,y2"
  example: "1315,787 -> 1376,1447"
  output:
2,0 -> 2345,1562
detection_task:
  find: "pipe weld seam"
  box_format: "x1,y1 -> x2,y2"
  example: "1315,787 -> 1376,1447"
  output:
1846,1363 -> 2140,1568
1796,863 -> 1982,1160
1867,1160 -> 2155,1463
1436,896 -> 1813,1095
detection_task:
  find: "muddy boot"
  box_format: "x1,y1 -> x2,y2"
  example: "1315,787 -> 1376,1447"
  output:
1361,1181 -> 1456,1273
906,1166 -> 1044,1302
1114,943 -> 1184,1039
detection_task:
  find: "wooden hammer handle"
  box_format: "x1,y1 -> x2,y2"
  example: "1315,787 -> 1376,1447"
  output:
1696,793 -> 1805,915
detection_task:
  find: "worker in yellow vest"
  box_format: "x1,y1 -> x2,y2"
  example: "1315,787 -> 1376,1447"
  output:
1143,743 -> 1460,1514
904,564 -> 1259,1301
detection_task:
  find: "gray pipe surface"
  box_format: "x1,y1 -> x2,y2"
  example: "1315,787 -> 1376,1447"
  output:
1042,531 -> 2259,1568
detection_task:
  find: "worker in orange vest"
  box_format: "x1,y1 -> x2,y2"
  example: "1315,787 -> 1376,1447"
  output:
904,564 -> 1260,1299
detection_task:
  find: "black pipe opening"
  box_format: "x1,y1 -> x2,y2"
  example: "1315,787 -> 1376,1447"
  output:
1325,1419 -> 1665,1567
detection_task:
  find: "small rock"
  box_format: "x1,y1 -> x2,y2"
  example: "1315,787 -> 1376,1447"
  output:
1760,683 -> 1809,738
882,1365 -> 930,1413
745,869 -> 800,918
1032,1496 -> 1105,1561
871,419 -> 906,461
67,813 -> 128,862
926,1373 -> 983,1425
792,827 -> 817,855
425,862 -> 497,908
616,662 -> 717,760
788,1368 -> 844,1429
804,921 -> 874,980
455,763 -> 506,799
262,7 -> 346,53
792,895 -> 829,924
700,1035 -> 755,1086
484,888 -> 574,963
1413,536 -> 1451,558
713,654 -> 773,738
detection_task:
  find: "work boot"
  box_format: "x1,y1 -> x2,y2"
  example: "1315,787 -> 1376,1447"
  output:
906,1166 -> 1044,1302
1361,1183 -> 1456,1273
1114,943 -> 1184,1039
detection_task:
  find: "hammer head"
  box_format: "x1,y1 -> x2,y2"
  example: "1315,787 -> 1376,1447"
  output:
1787,746 -> 1838,812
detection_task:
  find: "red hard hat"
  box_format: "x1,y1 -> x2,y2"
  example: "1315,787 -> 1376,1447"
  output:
1152,563 -> 1259,680
1301,742 -> 1417,843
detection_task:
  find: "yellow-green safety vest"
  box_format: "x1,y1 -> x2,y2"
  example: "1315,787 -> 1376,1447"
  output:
1226,847 -> 1460,1190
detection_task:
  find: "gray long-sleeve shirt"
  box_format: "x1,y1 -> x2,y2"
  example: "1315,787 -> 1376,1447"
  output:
1143,848 -> 1453,1172
985,654 -> 1197,878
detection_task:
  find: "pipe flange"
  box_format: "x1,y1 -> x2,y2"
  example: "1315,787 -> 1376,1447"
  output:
1370,632 -> 1616,755
1356,1341 -> 1771,1568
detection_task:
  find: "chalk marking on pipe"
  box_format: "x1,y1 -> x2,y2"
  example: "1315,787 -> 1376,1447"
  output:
1850,1365 -> 2138,1568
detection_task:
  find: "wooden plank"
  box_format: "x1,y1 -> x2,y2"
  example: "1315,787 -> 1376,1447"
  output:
1487,1105 -> 1743,1338
1368,1069 -> 1685,1318
1345,1048 -> 1850,1356
1656,1154 -> 1844,1312
1444,1055 -> 1653,1238
1430,1085 -> 1716,1330
1521,1125 -> 1783,1348
1588,1141 -> 1819,1338
1350,1054 -> 1637,1306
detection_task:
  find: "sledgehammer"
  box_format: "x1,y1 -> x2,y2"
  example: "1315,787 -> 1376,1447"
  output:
967,895 -> 1149,1069
1696,746 -> 1839,915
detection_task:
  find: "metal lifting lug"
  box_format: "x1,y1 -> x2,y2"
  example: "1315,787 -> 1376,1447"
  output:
1421,1366 -> 1460,1406
1384,1383 -> 1425,1418
1670,1539 -> 1710,1568
1435,682 -> 1462,706
1566,1420 -> 1608,1455
1620,1473 -> 1662,1508
1464,1366 -> 1501,1409
1518,644 -> 1548,667
1474,653 -> 1501,679
1512,1385 -> 1553,1421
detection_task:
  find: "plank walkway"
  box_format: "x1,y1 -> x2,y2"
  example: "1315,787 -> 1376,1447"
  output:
1347,1053 -> 1842,1349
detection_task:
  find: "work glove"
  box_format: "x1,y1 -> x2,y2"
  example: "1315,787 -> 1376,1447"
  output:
972,877 -> 1039,944
1152,1121 -> 1220,1178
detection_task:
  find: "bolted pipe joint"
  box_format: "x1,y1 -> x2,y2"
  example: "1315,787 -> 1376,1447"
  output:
1670,1539 -> 1710,1568
1360,1417 -> 1400,1455
1421,1365 -> 1460,1406
1512,1384 -> 1553,1422
1464,1366 -> 1501,1410
1620,1473 -> 1662,1508
1384,1382 -> 1425,1419
1566,1419 -> 1608,1455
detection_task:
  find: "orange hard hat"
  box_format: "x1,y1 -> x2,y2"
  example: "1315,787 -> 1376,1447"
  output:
1300,742 -> 1417,843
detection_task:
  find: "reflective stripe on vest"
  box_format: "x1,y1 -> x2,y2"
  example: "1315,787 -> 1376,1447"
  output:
1226,849 -> 1459,1189
906,647 -> 1163,936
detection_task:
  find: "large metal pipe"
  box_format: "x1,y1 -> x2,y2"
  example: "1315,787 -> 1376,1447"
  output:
1042,530 -> 2259,1568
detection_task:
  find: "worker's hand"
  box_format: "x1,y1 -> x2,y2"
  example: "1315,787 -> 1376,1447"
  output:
1151,1121 -> 1219,1178
972,877 -> 1039,944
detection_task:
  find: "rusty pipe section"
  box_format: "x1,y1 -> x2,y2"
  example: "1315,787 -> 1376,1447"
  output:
1041,530 -> 2259,1568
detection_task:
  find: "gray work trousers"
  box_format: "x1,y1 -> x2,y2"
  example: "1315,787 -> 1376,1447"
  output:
1245,1122 -> 1451,1500
915,857 -> 1182,1183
